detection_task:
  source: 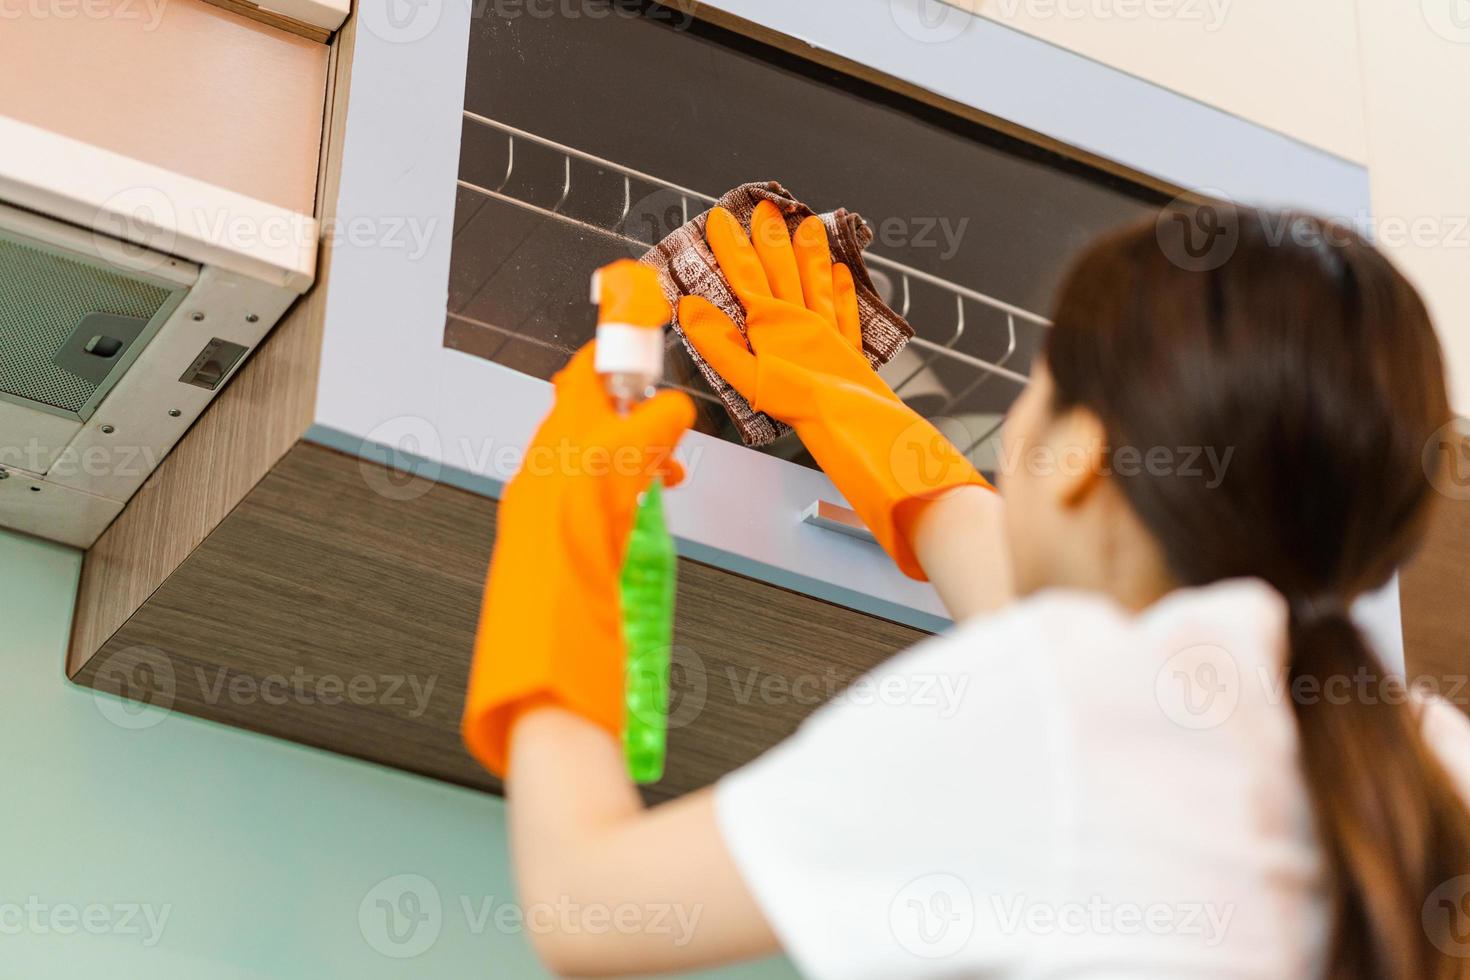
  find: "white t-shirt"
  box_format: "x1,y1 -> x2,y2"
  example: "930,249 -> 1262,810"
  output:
715,579 -> 1470,979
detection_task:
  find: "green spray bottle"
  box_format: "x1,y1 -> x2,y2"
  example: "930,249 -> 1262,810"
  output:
591,261 -> 676,785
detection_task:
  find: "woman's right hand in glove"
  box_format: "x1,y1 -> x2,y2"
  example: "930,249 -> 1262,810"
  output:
679,201 -> 994,581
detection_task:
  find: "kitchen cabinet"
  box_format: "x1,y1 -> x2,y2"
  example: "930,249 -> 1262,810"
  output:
74,441 -> 925,800
306,0 -> 1373,632
0,1 -> 329,546
72,2 -> 1434,803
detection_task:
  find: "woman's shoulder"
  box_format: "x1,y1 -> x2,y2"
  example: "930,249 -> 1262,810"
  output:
857,579 -> 1293,756
949,577 -> 1286,644
936,578 -> 1289,683
1413,690 -> 1470,804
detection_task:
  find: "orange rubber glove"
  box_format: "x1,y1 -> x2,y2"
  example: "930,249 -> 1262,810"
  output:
461,342 -> 694,777
679,202 -> 993,580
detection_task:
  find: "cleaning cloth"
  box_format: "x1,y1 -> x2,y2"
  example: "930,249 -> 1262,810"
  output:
641,181 -> 913,447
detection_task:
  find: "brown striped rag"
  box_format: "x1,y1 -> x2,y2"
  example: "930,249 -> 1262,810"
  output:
640,181 -> 913,447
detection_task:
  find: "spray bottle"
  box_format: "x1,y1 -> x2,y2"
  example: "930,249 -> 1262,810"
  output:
591,260 -> 676,784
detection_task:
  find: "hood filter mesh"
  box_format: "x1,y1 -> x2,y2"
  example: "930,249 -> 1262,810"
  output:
0,234 -> 173,416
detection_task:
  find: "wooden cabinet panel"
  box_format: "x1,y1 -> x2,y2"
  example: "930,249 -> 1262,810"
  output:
71,442 -> 926,799
1402,429 -> 1470,716
67,15 -> 356,675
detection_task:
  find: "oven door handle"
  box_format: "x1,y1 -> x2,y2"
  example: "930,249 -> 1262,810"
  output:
799,499 -> 876,544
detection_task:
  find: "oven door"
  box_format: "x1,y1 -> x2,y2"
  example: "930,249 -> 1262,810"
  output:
315,0 -> 1394,649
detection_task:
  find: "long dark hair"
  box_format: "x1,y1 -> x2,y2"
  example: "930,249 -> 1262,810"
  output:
1044,205 -> 1470,978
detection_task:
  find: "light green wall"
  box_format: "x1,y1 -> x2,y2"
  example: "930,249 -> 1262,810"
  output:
0,529 -> 798,980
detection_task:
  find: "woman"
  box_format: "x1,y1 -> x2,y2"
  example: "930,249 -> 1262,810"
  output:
462,203 -> 1470,978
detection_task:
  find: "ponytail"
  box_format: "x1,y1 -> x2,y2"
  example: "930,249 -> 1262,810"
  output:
1286,601 -> 1470,979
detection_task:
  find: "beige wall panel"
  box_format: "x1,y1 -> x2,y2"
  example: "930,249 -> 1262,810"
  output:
1356,0 -> 1470,414
935,0 -> 1369,163
0,0 -> 328,213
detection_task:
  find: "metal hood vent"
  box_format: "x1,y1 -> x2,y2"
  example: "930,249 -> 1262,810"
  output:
0,116 -> 318,547
0,230 -> 186,421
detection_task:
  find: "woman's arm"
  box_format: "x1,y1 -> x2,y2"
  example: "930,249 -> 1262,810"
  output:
503,490 -> 1008,977
507,706 -> 779,976
488,223 -> 1016,973
906,484 -> 1015,622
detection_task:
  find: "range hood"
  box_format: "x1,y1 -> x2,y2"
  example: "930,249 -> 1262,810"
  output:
0,116 -> 317,547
